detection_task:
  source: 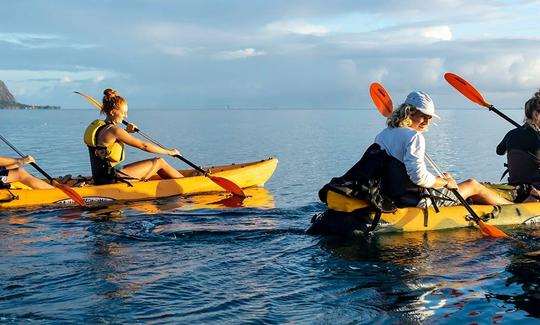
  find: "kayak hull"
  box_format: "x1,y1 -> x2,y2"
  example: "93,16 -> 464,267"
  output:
308,190 -> 540,236
0,158 -> 278,208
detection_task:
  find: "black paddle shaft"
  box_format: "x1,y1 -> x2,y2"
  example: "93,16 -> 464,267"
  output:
450,188 -> 481,223
120,120 -> 208,175
488,105 -> 521,128
425,154 -> 483,223
0,134 -> 55,182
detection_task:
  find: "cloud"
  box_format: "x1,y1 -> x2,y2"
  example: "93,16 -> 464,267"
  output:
157,45 -> 192,57
265,20 -> 331,36
0,68 -> 124,101
2,1 -> 540,109
377,25 -> 453,44
0,69 -> 122,83
213,48 -> 266,60
60,76 -> 72,83
452,53 -> 540,91
421,26 -> 452,41
0,32 -> 95,49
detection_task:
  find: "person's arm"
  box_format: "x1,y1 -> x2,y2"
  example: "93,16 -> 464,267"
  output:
403,133 -> 437,188
404,134 -> 459,189
112,127 -> 180,156
431,173 -> 458,189
0,155 -> 34,167
496,132 -> 509,156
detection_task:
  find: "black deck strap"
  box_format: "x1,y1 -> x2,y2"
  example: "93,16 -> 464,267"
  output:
500,163 -> 509,182
364,210 -> 382,235
423,207 -> 429,227
112,169 -> 141,188
418,188 -> 440,213
427,188 -> 440,213
482,205 -> 502,222
514,183 -> 533,203
0,187 -> 18,203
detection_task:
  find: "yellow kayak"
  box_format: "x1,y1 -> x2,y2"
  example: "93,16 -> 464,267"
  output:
308,190 -> 540,236
0,158 -> 278,208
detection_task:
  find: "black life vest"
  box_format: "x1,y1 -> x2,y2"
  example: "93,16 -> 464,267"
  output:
380,156 -> 423,206
497,123 -> 540,187
318,143 -> 397,213
319,143 -> 425,210
506,149 -> 540,187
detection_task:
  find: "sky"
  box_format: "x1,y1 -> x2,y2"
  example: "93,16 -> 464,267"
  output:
2,0 -> 540,109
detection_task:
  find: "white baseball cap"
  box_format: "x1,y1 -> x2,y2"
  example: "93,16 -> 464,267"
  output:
404,91 -> 440,119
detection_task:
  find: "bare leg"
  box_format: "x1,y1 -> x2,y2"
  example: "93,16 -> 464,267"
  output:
119,158 -> 184,180
457,179 -> 512,205
7,168 -> 54,189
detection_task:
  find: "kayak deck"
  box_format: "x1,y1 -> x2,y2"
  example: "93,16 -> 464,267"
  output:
0,158 -> 278,208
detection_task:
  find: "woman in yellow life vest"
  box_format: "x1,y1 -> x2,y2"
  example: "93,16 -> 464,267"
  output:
0,155 -> 54,189
84,89 -> 184,185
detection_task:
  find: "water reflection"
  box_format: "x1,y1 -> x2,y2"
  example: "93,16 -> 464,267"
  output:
487,228 -> 540,318
318,228 -> 540,323
83,187 -> 274,218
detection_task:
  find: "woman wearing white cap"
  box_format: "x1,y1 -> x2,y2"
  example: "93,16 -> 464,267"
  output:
375,91 -> 513,207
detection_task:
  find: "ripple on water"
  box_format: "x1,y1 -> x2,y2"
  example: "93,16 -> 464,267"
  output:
1,199 -> 540,323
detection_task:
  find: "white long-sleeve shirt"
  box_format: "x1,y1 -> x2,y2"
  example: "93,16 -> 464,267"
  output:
374,127 -> 436,188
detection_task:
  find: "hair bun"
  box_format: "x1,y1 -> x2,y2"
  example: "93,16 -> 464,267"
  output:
103,88 -> 118,99
535,90 -> 540,100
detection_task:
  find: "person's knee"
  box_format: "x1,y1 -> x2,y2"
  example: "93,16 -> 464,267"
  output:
154,157 -> 165,166
150,157 -> 166,169
462,178 -> 480,187
9,168 -> 23,180
468,179 -> 489,195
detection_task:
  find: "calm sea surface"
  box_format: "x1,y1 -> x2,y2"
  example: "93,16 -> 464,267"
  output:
1,108 -> 539,324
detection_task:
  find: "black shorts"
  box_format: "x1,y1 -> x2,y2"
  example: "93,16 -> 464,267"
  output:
0,167 -> 9,185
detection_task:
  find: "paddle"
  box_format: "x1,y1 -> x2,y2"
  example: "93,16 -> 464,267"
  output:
444,73 -> 520,128
74,91 -> 246,197
0,134 -> 85,206
369,82 -> 509,238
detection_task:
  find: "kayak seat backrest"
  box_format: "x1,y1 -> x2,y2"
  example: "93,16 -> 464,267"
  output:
319,143 -> 397,213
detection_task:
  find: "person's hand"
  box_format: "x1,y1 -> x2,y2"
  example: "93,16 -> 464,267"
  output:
442,172 -> 458,190
168,149 -> 181,157
125,123 -> 138,133
19,155 -> 35,165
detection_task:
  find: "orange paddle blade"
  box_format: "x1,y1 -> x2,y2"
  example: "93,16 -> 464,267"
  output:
209,175 -> 246,197
478,220 -> 509,238
369,82 -> 393,117
52,180 -> 85,206
444,73 -> 491,108
74,91 -> 103,110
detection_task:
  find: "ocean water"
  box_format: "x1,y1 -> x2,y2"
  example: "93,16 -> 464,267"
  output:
0,108 -> 539,324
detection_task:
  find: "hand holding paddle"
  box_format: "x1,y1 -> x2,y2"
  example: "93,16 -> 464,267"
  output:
0,134 -> 85,206
74,91 -> 245,197
369,82 -> 509,238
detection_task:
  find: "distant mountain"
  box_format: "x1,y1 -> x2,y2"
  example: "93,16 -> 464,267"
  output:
0,80 -> 60,109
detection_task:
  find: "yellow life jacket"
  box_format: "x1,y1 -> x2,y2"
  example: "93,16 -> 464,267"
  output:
83,119 -> 125,165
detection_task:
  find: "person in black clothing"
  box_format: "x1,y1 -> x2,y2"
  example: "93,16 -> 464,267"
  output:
497,90 -> 540,201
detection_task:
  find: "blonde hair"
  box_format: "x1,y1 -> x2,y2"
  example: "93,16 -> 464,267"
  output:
102,88 -> 127,116
387,103 -> 418,128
